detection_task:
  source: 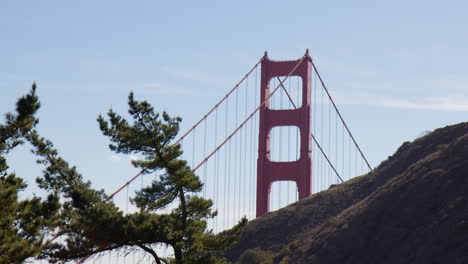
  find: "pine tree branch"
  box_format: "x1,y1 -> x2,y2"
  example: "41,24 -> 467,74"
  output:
136,243 -> 162,264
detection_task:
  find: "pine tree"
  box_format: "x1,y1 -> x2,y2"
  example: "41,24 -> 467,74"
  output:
28,92 -> 244,264
0,84 -> 60,264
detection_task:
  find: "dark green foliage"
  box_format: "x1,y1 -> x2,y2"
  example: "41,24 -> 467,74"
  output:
0,87 -> 244,264
25,92 -> 244,264
0,83 -> 39,176
0,84 -> 60,264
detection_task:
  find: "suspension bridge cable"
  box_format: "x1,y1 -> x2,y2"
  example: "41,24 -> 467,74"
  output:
312,72 -> 316,193
213,107 -> 219,232
270,78 -> 275,209
276,76 -> 298,110
227,121 -> 232,227
105,170 -> 146,201
126,185 -> 129,214
237,116 -> 243,220
271,77 -> 275,159
248,109 -> 254,218
321,75 -> 324,190
234,87 -> 239,221
64,56 -> 347,264
174,57 -> 263,145
279,77 -> 284,209
342,117 -> 345,181
349,137 -> 351,179
355,147 -> 358,176
335,111 -> 338,184
73,54 -> 302,264
328,92 -> 331,187
243,77 -> 249,217
203,118 -> 208,197
192,128 -> 196,168
252,66 -> 258,218
241,124 -> 246,218
223,97 -> 229,229
310,134 -> 344,183
276,76 -> 298,203
191,55 -> 307,173
311,62 -> 372,171
287,77 -> 291,204
361,156 -> 364,174
277,74 -> 345,185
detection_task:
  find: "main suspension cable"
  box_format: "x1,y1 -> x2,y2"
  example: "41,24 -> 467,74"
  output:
278,72 -> 344,184
312,62 -> 372,171
192,55 -> 307,173
174,57 -> 264,145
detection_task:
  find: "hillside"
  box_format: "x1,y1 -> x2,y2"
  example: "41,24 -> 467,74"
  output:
225,122 -> 468,264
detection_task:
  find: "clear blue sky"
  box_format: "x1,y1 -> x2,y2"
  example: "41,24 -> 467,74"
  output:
2,1 -> 468,201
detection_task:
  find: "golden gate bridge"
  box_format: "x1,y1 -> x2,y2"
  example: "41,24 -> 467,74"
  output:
42,50 -> 372,263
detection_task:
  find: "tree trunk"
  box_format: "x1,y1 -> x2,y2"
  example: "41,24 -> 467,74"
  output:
137,243 -> 162,264
173,245 -> 183,264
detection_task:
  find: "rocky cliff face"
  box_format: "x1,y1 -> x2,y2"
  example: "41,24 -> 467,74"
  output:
225,122 -> 468,264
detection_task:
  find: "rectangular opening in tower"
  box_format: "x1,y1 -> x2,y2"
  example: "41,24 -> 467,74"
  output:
270,180 -> 298,211
269,126 -> 301,162
269,76 -> 303,110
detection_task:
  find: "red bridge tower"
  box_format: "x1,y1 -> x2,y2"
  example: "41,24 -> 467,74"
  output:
256,51 -> 313,217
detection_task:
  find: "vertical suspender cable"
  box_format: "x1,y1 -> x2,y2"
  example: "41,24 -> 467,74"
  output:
355,148 -> 358,177
224,97 -> 229,229
203,119 -> 208,197
227,98 -> 232,228
238,82 -> 244,220
287,77 -> 291,204
312,63 -> 372,171
126,185 -> 129,214
320,79 -> 324,191
328,93 -> 331,187
335,111 -> 338,184
248,83 -> 254,219
296,77 -> 300,200
192,129 -> 196,168
243,77 -> 249,217
313,70 -> 316,193
175,59 -> 262,146
348,137 -> 351,179
270,78 -> 275,209
234,87 -> 239,221
342,121 -> 345,180
252,66 -> 258,217
278,77 -> 283,209
248,103 -> 254,219
213,107 -> 218,232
